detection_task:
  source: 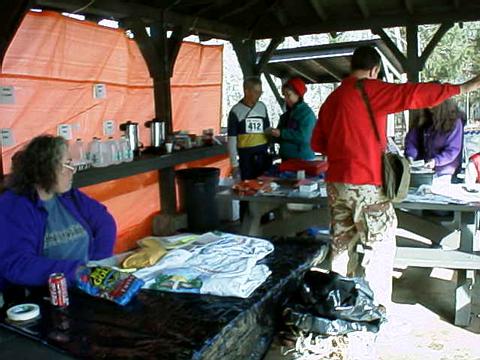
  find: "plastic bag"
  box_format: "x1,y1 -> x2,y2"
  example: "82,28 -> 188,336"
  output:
284,271 -> 386,336
76,266 -> 144,306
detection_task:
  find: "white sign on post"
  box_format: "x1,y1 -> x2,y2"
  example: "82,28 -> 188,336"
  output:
57,124 -> 73,140
0,86 -> 15,104
103,120 -> 115,136
93,84 -> 107,99
0,128 -> 14,147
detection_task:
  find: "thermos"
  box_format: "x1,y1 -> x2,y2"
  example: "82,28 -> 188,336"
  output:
145,118 -> 166,148
119,121 -> 142,156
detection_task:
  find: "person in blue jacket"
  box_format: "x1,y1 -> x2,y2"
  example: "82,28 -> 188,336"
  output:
0,135 -> 116,293
270,77 -> 316,160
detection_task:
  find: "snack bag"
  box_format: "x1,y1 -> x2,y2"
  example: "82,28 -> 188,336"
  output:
76,266 -> 144,306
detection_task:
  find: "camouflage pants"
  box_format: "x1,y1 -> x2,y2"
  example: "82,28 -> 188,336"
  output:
326,183 -> 397,307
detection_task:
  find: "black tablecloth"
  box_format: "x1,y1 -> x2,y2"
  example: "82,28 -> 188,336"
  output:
1,238 -> 328,359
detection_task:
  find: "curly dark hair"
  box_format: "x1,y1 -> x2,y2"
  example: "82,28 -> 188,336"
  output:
416,99 -> 459,133
6,135 -> 68,194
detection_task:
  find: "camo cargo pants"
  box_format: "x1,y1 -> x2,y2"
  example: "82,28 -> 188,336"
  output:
326,183 -> 397,307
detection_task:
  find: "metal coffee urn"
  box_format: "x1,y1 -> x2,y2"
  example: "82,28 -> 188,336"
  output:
145,118 -> 166,149
119,121 -> 142,156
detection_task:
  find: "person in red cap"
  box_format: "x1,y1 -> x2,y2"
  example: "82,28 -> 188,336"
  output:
269,77 -> 316,160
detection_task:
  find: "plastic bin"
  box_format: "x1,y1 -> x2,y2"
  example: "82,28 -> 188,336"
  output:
176,167 -> 220,232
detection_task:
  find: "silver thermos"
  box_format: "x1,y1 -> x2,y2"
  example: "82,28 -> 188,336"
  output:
119,121 -> 142,156
145,119 -> 166,148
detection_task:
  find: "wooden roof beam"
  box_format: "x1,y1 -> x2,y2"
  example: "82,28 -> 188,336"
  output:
256,37 -> 284,73
219,0 -> 262,21
404,0 -> 414,15
419,22 -> 454,68
372,28 -> 408,70
255,8 -> 480,38
264,72 -> 285,109
284,62 -> 318,83
356,0 -> 370,18
34,0 -> 249,39
309,0 -> 328,22
312,59 -> 343,81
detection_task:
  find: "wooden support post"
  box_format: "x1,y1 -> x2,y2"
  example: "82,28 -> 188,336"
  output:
406,25 -> 420,82
127,16 -> 186,214
264,72 -> 284,109
159,168 -> 177,214
231,39 -> 258,78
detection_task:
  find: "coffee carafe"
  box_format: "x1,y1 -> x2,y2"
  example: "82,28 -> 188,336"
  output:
145,118 -> 166,148
119,121 -> 142,156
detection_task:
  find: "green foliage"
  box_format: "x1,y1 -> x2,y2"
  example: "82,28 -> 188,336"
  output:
420,23 -> 480,114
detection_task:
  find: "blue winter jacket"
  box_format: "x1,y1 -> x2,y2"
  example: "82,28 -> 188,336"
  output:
277,100 -> 317,160
0,188 -> 116,290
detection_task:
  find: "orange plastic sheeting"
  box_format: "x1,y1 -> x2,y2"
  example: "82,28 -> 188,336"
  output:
0,11 -> 223,251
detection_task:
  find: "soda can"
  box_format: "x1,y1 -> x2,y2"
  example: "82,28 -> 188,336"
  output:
48,273 -> 69,307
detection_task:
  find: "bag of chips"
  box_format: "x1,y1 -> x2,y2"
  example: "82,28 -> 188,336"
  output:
76,266 -> 144,306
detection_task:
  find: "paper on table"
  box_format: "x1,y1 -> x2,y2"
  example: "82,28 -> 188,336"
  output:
430,183 -> 480,203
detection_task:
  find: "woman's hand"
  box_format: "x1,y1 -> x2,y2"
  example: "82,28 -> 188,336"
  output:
425,159 -> 436,169
270,129 -> 281,138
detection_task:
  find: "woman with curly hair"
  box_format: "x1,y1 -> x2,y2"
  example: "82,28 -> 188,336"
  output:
405,98 -> 464,183
0,135 -> 116,292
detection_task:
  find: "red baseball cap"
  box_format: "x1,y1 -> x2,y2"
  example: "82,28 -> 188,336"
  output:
287,77 -> 307,97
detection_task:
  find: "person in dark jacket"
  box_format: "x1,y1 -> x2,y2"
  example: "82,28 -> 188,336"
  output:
270,77 -> 316,160
0,135 -> 116,293
405,98 -> 463,184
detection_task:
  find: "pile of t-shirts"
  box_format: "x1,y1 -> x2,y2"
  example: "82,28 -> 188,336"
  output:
133,233 -> 274,298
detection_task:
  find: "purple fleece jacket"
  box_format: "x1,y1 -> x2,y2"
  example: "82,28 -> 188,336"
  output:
405,118 -> 463,176
0,188 -> 116,290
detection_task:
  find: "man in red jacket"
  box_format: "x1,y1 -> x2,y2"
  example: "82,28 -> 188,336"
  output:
311,45 -> 480,309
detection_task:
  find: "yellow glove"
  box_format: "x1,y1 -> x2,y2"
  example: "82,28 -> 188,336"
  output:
121,237 -> 167,269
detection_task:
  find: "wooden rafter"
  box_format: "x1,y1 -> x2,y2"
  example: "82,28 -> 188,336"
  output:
256,37 -> 284,74
219,0 -> 262,21
404,0 -> 414,15
312,59 -> 343,81
255,8 -> 480,38
284,62 -> 317,83
264,72 -> 284,108
34,0 -> 249,39
356,0 -> 370,18
309,0 -> 328,22
419,22 -> 454,67
372,28 -> 408,70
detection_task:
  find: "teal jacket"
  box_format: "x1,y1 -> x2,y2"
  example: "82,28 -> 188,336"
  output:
277,100 -> 316,160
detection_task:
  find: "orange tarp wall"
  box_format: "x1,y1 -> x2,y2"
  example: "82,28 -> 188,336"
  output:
0,11 -> 230,252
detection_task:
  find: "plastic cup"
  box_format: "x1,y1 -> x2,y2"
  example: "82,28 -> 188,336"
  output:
165,143 -> 173,153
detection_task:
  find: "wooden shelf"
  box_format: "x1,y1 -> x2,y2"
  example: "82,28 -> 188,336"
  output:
73,144 -> 228,188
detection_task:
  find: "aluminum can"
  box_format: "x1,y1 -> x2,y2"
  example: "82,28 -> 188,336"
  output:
48,273 -> 69,307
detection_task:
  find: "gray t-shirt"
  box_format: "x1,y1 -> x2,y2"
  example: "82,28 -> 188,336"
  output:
42,196 -> 89,262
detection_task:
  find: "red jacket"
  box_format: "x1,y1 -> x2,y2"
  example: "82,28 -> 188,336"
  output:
311,76 -> 460,185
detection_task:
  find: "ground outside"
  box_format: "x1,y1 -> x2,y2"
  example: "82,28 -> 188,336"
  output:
265,266 -> 480,360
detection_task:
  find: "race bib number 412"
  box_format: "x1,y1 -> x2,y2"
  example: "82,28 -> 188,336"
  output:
245,118 -> 264,134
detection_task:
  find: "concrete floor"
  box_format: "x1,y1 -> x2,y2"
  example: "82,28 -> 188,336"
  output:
265,266 -> 480,360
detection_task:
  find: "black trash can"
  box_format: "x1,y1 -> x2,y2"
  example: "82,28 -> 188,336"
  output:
176,167 -> 220,232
